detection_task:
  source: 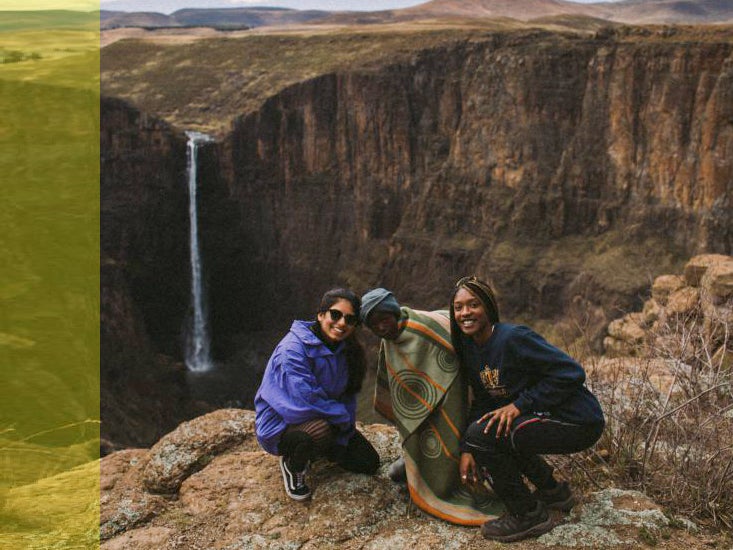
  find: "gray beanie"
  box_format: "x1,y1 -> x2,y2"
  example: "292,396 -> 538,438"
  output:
360,288 -> 401,324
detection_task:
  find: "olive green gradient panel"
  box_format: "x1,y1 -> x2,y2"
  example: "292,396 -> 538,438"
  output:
0,6 -> 100,548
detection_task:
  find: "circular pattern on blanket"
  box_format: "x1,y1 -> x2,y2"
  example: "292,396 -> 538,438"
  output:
391,372 -> 438,420
419,427 -> 443,459
436,349 -> 458,373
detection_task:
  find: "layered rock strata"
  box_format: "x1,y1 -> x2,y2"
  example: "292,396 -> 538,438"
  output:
217,30 -> 732,342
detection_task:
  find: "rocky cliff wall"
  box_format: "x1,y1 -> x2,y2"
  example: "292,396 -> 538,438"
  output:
217,30 -> 732,343
101,97 -> 205,446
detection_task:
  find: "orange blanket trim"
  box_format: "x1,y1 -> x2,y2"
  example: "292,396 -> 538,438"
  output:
404,319 -> 454,352
407,483 -> 487,527
385,358 -> 435,414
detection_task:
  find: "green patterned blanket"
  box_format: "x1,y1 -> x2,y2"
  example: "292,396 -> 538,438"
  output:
373,307 -> 503,525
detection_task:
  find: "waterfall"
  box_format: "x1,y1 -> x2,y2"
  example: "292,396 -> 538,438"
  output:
184,131 -> 214,372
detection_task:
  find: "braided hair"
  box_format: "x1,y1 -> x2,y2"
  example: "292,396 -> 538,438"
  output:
449,276 -> 501,361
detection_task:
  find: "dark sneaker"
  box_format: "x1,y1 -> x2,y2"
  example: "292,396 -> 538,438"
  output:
279,456 -> 311,501
388,457 -> 407,483
533,481 -> 575,512
480,502 -> 553,543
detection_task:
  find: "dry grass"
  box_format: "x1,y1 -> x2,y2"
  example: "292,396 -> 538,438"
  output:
551,306 -> 732,531
100,26 -> 507,135
0,459 -> 100,549
100,20 -> 733,136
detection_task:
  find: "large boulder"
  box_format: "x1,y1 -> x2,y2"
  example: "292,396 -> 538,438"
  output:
665,286 -> 699,316
641,298 -> 661,325
100,409 -> 713,549
605,313 -> 646,357
100,449 -> 168,540
143,408 -> 257,494
683,254 -> 732,287
700,259 -> 733,303
651,275 -> 685,306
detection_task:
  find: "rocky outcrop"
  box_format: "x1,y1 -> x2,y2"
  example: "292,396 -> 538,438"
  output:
604,254 -> 733,360
99,409 -> 708,549
143,408 -> 256,493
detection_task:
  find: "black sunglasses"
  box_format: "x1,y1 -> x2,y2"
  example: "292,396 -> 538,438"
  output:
327,308 -> 359,327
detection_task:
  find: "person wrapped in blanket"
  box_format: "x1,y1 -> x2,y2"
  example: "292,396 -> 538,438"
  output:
361,288 -> 503,526
450,276 -> 605,542
254,288 -> 379,501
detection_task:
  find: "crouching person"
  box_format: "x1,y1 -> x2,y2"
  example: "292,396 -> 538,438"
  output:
362,288 -> 503,525
254,288 -> 379,501
451,276 -> 605,542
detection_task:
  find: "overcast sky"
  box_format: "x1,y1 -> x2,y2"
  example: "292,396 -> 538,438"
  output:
96,0 -> 618,14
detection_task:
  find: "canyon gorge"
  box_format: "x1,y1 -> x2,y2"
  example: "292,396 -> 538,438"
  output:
101,24 -> 733,447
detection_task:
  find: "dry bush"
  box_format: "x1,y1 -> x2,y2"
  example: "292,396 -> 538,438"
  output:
556,306 -> 732,529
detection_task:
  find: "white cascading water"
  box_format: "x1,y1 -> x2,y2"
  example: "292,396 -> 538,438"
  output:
184,131 -> 214,372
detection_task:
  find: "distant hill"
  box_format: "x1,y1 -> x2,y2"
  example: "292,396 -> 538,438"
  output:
348,0 -> 733,24
400,0 -> 605,21
101,10 -> 177,28
100,6 -> 330,29
100,0 -> 733,29
608,0 -> 733,24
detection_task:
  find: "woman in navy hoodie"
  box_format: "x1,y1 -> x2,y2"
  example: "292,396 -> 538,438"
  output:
255,288 -> 379,501
450,276 -> 604,542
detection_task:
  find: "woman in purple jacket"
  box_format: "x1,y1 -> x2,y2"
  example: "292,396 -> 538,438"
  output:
254,288 -> 379,501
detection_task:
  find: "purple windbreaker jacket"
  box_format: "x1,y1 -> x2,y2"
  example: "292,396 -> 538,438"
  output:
254,320 -> 357,455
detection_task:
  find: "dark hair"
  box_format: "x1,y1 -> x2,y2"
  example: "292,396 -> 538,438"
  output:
449,276 -> 501,361
317,288 -> 361,318
317,288 -> 366,395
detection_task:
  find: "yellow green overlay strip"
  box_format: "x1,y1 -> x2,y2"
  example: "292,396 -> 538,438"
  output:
0,4 -> 100,548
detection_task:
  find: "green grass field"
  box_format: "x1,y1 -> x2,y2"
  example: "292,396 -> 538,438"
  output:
0,8 -> 100,548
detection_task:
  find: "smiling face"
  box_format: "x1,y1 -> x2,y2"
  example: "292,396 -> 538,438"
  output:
452,287 -> 493,344
317,298 -> 357,344
366,310 -> 401,341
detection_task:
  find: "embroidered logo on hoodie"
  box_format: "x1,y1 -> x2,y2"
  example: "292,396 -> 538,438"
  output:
479,364 -> 509,398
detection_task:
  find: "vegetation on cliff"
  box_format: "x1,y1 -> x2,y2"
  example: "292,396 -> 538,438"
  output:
102,24 -> 519,135
101,24 -> 733,136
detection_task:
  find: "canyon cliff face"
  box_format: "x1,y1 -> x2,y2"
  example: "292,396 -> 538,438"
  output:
101,28 -> 733,445
101,97 -> 207,447
217,29 -> 732,339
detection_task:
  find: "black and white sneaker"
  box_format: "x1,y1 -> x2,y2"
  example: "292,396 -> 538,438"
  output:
279,456 -> 311,501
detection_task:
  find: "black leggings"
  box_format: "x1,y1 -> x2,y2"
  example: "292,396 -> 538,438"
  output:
463,414 -> 603,515
278,419 -> 380,475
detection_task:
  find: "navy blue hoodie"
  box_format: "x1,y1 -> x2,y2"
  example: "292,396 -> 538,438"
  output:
461,323 -> 604,427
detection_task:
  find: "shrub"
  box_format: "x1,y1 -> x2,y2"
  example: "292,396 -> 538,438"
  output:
562,304 -> 732,529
